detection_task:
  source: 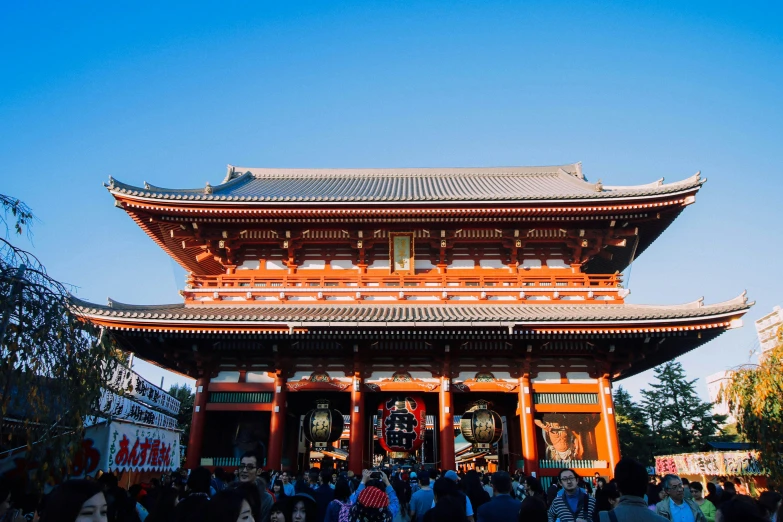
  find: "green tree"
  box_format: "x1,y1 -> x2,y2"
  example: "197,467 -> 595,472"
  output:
641,361 -> 727,455
169,383 -> 195,442
0,195 -> 117,483
614,386 -> 654,464
720,326 -> 783,483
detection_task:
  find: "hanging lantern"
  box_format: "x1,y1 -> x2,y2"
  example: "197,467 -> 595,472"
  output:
377,395 -> 426,458
303,400 -> 345,449
460,400 -> 503,450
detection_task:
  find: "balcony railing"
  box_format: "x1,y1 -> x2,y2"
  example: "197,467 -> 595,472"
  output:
189,271 -> 621,290
184,270 -> 624,303
539,459 -> 608,469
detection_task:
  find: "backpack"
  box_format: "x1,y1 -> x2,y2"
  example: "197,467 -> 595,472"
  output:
336,500 -> 352,522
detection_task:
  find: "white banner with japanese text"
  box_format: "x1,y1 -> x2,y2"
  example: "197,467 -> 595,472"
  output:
104,421 -> 180,472
105,363 -> 180,415
97,389 -> 178,430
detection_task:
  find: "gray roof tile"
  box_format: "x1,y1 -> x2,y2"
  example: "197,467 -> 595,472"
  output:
107,164 -> 704,204
72,294 -> 750,326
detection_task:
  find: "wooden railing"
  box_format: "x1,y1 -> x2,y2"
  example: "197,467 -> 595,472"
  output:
189,271 -> 621,290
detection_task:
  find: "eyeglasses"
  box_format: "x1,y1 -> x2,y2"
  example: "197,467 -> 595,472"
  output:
561,476 -> 577,482
238,464 -> 257,471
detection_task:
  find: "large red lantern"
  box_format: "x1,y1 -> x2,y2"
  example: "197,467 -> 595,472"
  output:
460,400 -> 503,450
377,395 -> 426,458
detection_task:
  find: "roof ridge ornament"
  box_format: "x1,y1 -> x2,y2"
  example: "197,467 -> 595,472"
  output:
595,179 -> 603,192
575,161 -> 584,180
223,164 -> 237,184
204,182 -> 213,195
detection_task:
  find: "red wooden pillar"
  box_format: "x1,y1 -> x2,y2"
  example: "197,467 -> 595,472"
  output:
599,375 -> 620,474
439,376 -> 456,471
267,372 -> 287,471
186,377 -> 209,469
518,373 -> 538,475
349,373 -> 365,474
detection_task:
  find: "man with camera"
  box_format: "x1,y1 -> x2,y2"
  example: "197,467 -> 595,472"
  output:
349,469 -> 401,519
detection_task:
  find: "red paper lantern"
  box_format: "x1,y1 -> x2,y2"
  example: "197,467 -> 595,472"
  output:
377,395 -> 426,458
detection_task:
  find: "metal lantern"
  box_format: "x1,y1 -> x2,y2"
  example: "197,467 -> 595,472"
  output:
377,395 -> 426,458
303,400 -> 345,449
460,400 -> 503,450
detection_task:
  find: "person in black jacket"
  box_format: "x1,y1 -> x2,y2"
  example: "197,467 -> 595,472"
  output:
175,467 -> 211,522
476,471 -> 520,522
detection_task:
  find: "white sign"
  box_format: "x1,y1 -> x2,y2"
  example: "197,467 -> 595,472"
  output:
97,389 -> 178,430
101,421 -> 180,472
105,363 -> 181,415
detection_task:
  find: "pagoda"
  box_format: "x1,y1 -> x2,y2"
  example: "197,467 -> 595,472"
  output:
75,163 -> 751,481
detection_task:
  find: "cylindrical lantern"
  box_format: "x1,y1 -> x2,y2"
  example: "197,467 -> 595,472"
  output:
303,400 -> 345,449
460,400 -> 503,450
377,395 -> 426,458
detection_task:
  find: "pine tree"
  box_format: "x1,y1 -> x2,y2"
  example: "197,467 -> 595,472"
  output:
643,361 -> 727,455
614,386 -> 654,464
169,383 -> 195,442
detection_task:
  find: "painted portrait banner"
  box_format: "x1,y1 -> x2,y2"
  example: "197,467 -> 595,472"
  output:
535,413 -> 600,463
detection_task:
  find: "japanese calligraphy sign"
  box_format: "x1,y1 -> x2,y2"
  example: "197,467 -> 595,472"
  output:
655,451 -> 765,477
104,421 -> 180,472
97,388 -> 178,430
377,395 -> 426,456
105,362 -> 180,415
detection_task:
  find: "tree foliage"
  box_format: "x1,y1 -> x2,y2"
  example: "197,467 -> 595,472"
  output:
720,326 -> 783,483
640,362 -> 728,455
169,384 -> 194,443
0,195 -> 117,483
615,361 -> 730,462
614,386 -> 654,464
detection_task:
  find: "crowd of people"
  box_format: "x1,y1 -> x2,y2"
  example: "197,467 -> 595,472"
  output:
1,452 -> 781,522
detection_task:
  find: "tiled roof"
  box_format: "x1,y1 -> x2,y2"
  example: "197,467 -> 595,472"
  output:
106,164 -> 704,204
72,294 -> 750,327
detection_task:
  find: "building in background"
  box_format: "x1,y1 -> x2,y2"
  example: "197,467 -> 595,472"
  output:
74,163 -> 751,482
706,371 -> 734,424
756,305 -> 783,354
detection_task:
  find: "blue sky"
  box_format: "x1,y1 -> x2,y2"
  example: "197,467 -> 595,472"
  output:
2,1 -> 781,400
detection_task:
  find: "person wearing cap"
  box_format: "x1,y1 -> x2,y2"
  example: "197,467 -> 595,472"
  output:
410,472 -> 421,495
348,470 -> 400,519
410,473 -> 434,522
430,471 -> 475,522
476,471 -> 521,522
291,492 -> 318,522
348,486 -> 394,522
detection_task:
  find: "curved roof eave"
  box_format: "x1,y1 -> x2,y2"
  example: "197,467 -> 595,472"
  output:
103,168 -> 704,207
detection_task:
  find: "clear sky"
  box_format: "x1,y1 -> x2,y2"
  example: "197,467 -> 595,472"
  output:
2,1 -> 781,401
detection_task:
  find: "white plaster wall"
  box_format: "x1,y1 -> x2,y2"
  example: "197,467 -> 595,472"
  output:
211,371 -> 240,383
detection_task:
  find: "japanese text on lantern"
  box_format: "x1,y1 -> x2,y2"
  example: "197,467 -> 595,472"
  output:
384,397 -> 420,451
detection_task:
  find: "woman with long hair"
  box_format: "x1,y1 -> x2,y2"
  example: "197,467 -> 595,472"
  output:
523,477 -> 547,505
40,480 -> 107,522
207,489 -> 256,522
146,487 -> 179,522
423,478 -> 466,522
460,471 -> 490,513
291,493 -> 317,522
271,481 -> 288,502
324,480 -> 351,522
